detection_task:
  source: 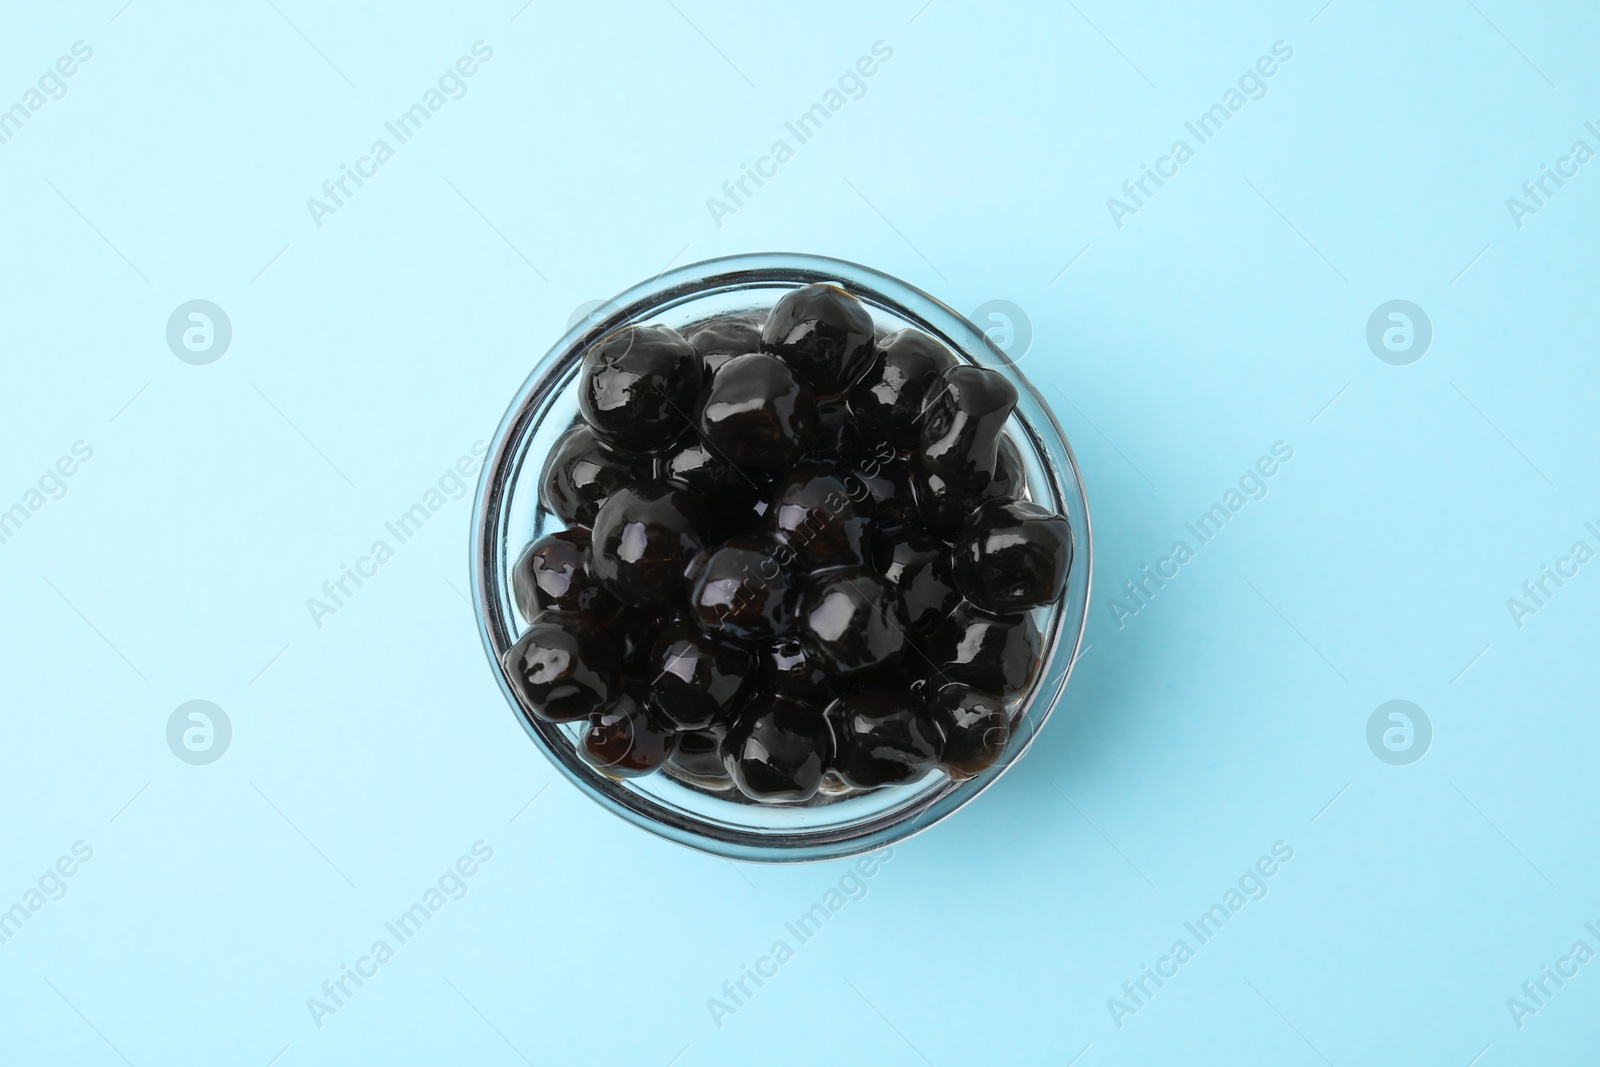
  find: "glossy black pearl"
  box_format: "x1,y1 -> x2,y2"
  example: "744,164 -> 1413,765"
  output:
827,689 -> 941,788
761,282 -> 877,396
666,724 -> 731,781
538,423 -> 641,527
924,600 -> 1040,699
874,530 -> 959,632
918,365 -> 1018,493
590,482 -> 707,608
603,605 -> 662,676
954,499 -> 1073,614
579,687 -> 676,778
510,529 -> 619,622
709,494 -> 774,541
992,432 -> 1024,500
758,636 -> 860,707
847,329 -> 958,449
689,538 -> 794,644
807,398 -> 868,464
928,683 -> 1010,779
684,313 -> 765,378
765,468 -> 873,572
699,353 -> 819,469
910,457 -> 1019,538
854,450 -> 916,534
647,623 -> 753,730
909,465 -> 974,537
662,435 -> 761,525
797,571 -> 908,675
500,610 -> 620,723
722,696 -> 834,802
578,324 -> 702,449
663,436 -> 740,496
897,653 -> 937,706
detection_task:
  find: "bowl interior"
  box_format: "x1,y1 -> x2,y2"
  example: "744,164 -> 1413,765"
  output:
471,254 -> 1091,862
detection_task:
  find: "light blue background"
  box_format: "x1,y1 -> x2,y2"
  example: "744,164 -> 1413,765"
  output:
2,1 -> 1597,1064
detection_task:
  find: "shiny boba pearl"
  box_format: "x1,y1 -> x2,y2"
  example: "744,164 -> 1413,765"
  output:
662,436 -> 761,530
684,313 -> 765,378
590,483 -> 708,609
667,724 -> 731,781
928,683 -> 1010,779
602,606 -> 661,677
648,623 -> 753,730
759,637 -> 823,702
758,636 -> 861,707
874,530 -> 959,632
954,499 -> 1073,614
909,465 -> 969,537
924,600 -> 1040,699
699,353 -> 820,469
538,423 -> 641,527
847,329 -> 958,449
797,571 -> 908,675
992,433 -> 1024,500
761,282 -> 878,396
827,689 -> 942,789
722,696 -> 834,803
510,529 -> 619,622
578,324 -> 702,450
712,494 -> 775,541
765,468 -> 873,572
579,687 -> 676,778
663,436 -> 742,497
856,452 -> 917,535
910,462 -> 1013,538
689,537 -> 795,644
918,365 -> 1018,493
897,653 -> 938,706
500,610 -> 620,723
806,398 -> 869,465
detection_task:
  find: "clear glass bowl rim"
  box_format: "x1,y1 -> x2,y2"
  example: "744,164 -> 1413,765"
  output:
470,252 -> 1093,863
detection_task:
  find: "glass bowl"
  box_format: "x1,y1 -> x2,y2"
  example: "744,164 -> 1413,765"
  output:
470,253 -> 1092,862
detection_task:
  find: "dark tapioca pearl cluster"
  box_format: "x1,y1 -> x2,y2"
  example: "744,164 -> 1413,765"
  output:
510,282 -> 1074,802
